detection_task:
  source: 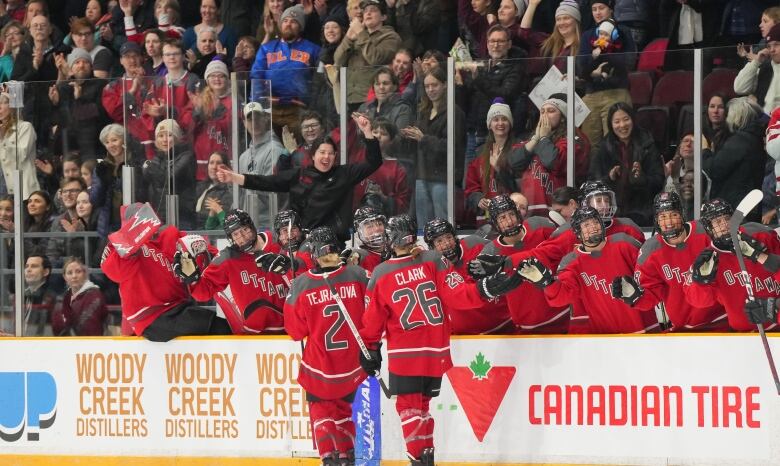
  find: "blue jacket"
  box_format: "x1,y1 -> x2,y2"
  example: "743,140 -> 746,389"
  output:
250,38 -> 320,104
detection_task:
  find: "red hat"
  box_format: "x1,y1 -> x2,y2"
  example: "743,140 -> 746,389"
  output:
767,23 -> 780,42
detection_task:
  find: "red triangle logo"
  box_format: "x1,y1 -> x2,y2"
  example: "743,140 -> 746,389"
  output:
447,353 -> 515,442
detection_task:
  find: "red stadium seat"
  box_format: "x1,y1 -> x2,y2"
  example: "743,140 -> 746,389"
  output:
635,106 -> 670,151
651,70 -> 694,107
702,68 -> 738,103
637,38 -> 668,78
628,71 -> 653,108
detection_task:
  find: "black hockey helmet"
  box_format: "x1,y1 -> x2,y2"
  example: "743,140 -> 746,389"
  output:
700,198 -> 734,249
488,194 -> 522,237
386,214 -> 417,249
653,191 -> 685,241
224,209 -> 257,253
571,206 -> 605,247
353,206 -> 388,252
423,218 -> 461,262
274,209 -> 304,251
579,180 -> 617,222
308,226 -> 343,259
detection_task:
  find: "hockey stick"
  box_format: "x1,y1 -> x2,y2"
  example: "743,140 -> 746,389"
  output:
548,210 -> 566,227
729,189 -> 780,395
321,272 -> 392,399
287,219 -> 297,282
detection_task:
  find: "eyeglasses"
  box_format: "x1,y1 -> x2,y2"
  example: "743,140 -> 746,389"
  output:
488,39 -> 509,45
61,189 -> 81,195
4,31 -> 22,38
301,124 -> 321,130
73,31 -> 92,37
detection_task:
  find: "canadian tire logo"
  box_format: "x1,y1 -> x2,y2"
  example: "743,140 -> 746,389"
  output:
447,353 -> 515,442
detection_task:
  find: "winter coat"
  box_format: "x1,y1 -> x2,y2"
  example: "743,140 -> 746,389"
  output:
192,95 -> 232,181
357,93 -> 414,133
614,0 -> 655,25
408,103 -> 466,184
51,76 -> 109,160
333,25 -> 402,104
142,144 -> 196,228
589,127 -> 665,226
387,0 -> 440,58
577,25 -> 636,93
195,181 -> 234,229
51,281 -> 107,336
0,120 -> 40,199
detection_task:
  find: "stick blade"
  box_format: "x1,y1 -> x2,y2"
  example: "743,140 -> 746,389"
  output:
735,189 -> 763,216
549,210 -> 566,226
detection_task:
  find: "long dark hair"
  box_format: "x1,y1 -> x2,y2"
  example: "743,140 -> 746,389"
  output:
606,102 -> 639,145
23,190 -> 53,232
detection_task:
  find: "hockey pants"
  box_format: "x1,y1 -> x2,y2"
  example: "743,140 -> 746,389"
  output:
309,398 -> 355,459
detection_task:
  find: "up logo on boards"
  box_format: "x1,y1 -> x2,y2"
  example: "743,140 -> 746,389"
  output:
0,372 -> 57,441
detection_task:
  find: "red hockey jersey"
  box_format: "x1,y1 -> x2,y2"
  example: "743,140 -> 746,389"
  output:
360,251 -> 490,377
545,233 -> 659,334
634,221 -> 729,331
101,226 -> 189,335
285,265 -> 369,399
353,248 -> 385,275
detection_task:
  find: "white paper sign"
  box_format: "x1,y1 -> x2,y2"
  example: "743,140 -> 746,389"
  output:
529,66 -> 591,127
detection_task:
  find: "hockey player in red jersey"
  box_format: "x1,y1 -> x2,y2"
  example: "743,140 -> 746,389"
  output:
255,210 -> 315,275
349,206 -> 390,274
285,226 -> 369,466
519,207 -> 660,334
360,214 -> 522,466
683,199 -> 780,331
611,192 -> 729,331
101,203 -> 232,341
173,209 -> 288,334
423,218 -> 514,335
467,195 -> 567,333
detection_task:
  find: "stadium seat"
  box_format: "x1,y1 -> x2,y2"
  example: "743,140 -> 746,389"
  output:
635,106 -> 670,150
676,104 -> 694,141
651,70 -> 694,129
628,71 -> 653,108
702,68 -> 738,103
636,38 -> 668,78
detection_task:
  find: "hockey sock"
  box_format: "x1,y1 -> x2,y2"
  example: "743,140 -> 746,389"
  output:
396,393 -> 433,459
331,399 -> 356,455
309,401 -> 337,458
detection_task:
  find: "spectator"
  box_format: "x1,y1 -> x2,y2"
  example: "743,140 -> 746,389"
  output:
153,0 -> 185,37
507,94 -> 590,216
366,49 -> 415,104
510,191 -> 529,218
251,4 -> 321,133
465,98 -> 519,226
496,0 -> 528,50
182,0 -> 238,58
737,6 -> 780,59
402,67 -> 465,226
48,48 -> 109,161
22,253 -> 56,336
232,35 -> 259,72
22,0 -> 64,44
36,153 -> 82,202
197,151 -> 233,229
143,29 -> 167,76
220,0 -> 264,38
0,21 -> 25,82
75,189 -> 107,264
613,0 -> 654,50
185,26 -> 222,78
588,102 -> 664,226
107,0 -> 157,53
705,93 -> 730,151
519,0 -> 581,75
67,17 -> 113,79
734,22 -> 780,116
81,160 -> 95,188
51,256 -> 108,336
3,0 -> 26,25
216,114 -> 382,240
702,97 -> 768,224
278,110 -> 326,170
678,169 -> 696,220
386,0 -> 440,58
23,190 -> 54,253
334,0 -> 402,111
299,0 -> 350,46
458,0 -> 493,59
256,0 -> 293,45
237,102 -> 286,225
357,66 -> 413,130
456,24 -> 526,165
577,5 -> 636,152
46,177 -> 88,267
0,92 -> 40,199
142,119 -> 196,228
550,185 -> 580,222
84,0 -> 112,40
0,194 -> 14,271
354,117 -> 410,216
94,124 -> 145,231
309,16 -> 345,126
192,60 -> 231,181
718,0 -> 767,51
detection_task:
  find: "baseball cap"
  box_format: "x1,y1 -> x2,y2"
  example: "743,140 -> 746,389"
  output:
360,0 -> 387,14
243,101 -> 271,117
119,41 -> 142,57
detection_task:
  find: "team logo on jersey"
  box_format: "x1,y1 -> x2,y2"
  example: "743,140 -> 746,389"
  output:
445,271 -> 465,289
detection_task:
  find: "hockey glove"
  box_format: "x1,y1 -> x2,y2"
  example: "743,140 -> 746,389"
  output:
477,269 -> 523,300
359,342 -> 382,375
739,233 -> 767,262
744,298 -> 778,325
691,249 -> 718,284
340,248 -> 360,266
611,275 -> 644,306
517,257 -> 554,288
172,250 -> 201,284
255,252 -> 293,274
467,254 -> 506,280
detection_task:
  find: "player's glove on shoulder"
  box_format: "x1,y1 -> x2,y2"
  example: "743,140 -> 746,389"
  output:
611,275 -> 643,306
467,254 -> 506,280
691,249 -> 718,284
477,269 -> 523,300
517,257 -> 553,288
172,250 -> 201,284
739,233 -> 767,262
255,252 -> 294,274
359,342 -> 382,375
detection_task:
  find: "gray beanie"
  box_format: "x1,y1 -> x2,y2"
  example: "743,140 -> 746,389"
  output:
67,48 -> 92,68
542,95 -> 568,117
555,0 -> 581,23
486,98 -> 513,129
281,5 -> 306,30
513,0 -> 527,18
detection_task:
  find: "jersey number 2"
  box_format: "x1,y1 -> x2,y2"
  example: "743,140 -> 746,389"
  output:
323,304 -> 348,351
392,281 -> 444,331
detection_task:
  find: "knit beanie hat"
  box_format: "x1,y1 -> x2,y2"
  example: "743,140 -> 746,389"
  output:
590,0 -> 615,9
67,48 -> 92,67
542,93 -> 568,117
597,18 -> 616,37
204,59 -> 229,81
155,118 -> 183,140
556,0 -> 581,23
486,98 -> 513,129
281,5 -> 306,30
767,23 -> 780,41
512,0 -> 527,18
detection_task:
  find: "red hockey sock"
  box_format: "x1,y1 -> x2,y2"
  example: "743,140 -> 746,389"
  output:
396,393 -> 433,459
309,401 -> 337,458
332,399 -> 356,454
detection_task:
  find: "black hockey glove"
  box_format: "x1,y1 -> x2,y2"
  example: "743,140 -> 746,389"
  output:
517,257 -> 553,288
172,250 -> 201,284
340,248 -> 360,266
691,249 -> 718,284
255,252 -> 293,274
467,254 -> 506,280
359,342 -> 382,375
611,275 -> 644,306
477,269 -> 523,300
739,233 -> 767,262
744,298 -> 778,325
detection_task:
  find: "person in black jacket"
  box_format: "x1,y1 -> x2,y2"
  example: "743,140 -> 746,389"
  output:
703,97 -> 768,223
216,113 -> 382,240
588,102 -> 664,226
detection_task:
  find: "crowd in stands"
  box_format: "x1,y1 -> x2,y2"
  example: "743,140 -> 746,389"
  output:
0,0 -> 779,337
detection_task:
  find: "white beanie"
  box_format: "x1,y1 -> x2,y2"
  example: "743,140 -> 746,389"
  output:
486,98 -> 513,129
155,118 -> 183,140
204,60 -> 229,80
555,0 -> 581,23
598,19 -> 616,37
542,94 -> 568,117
